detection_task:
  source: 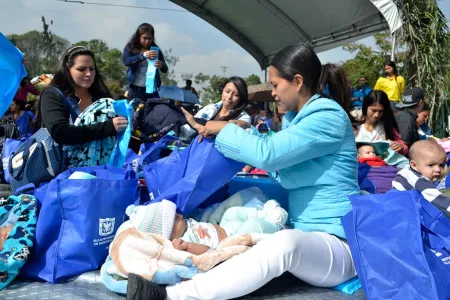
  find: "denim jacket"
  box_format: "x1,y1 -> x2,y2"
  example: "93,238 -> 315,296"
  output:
123,47 -> 168,88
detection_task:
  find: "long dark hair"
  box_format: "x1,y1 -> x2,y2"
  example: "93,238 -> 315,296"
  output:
362,90 -> 399,140
384,61 -> 398,77
270,43 -> 352,116
51,46 -> 111,99
218,76 -> 250,121
126,23 -> 157,53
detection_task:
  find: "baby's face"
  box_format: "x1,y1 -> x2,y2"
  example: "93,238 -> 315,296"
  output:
358,145 -> 376,158
412,150 -> 447,182
170,214 -> 187,240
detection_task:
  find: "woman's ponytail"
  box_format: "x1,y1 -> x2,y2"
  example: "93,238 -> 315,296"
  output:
318,63 -> 352,116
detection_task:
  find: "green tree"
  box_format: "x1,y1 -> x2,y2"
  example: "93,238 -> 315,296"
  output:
181,73 -> 193,81
102,48 -> 127,84
341,31 -> 407,88
8,29 -> 69,76
72,39 -> 109,72
402,0 -> 450,131
201,75 -> 228,105
160,48 -> 179,86
245,74 -> 262,86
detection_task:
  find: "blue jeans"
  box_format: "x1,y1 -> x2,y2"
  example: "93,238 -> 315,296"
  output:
128,85 -> 160,101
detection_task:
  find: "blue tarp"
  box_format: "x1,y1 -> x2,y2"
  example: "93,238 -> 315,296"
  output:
0,32 -> 27,118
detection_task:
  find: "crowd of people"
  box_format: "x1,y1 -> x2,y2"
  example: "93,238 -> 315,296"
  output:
2,21 -> 450,300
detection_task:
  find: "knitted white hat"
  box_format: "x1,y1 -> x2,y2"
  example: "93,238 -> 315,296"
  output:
126,200 -> 177,239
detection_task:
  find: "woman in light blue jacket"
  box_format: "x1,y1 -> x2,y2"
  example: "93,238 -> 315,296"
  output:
128,44 -> 360,300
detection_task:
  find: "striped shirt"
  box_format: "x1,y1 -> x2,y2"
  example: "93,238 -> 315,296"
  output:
392,166 -> 450,212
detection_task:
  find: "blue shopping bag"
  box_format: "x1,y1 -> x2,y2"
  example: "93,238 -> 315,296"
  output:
342,190 -> 450,300
21,166 -> 138,283
108,100 -> 134,168
124,135 -> 179,173
143,136 -> 244,214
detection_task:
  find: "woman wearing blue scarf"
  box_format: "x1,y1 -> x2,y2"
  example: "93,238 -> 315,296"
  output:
127,44 -> 360,300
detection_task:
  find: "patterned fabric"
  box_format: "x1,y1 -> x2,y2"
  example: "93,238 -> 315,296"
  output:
181,219 -> 220,249
393,166 -> 450,213
0,194 -> 37,290
64,99 -> 117,168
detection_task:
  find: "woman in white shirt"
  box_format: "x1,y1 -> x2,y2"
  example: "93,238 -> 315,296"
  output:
354,90 -> 408,155
180,77 -> 251,142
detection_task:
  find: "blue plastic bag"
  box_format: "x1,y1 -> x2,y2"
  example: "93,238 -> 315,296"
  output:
108,99 -> 134,168
342,190 -> 450,300
0,33 -> 27,118
143,136 -> 244,214
21,165 -> 138,283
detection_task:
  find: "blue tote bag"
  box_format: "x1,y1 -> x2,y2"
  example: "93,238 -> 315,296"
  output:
21,165 -> 138,283
342,190 -> 450,300
143,136 -> 244,214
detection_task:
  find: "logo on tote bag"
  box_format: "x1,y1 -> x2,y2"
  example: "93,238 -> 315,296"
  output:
99,218 -> 115,236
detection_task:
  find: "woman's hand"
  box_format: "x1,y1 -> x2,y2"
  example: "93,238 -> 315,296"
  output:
229,120 -> 251,129
200,121 -> 228,138
112,117 -> 128,133
181,107 -> 202,131
144,50 -> 158,59
154,60 -> 163,68
389,140 -> 404,152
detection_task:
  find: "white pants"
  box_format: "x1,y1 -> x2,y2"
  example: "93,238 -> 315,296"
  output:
166,229 -> 356,300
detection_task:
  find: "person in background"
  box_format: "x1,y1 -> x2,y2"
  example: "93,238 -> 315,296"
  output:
374,61 -> 405,113
270,104 -> 285,132
37,46 -> 128,145
417,103 -> 432,140
123,23 -> 168,101
395,87 -> 424,149
14,76 -> 40,109
183,79 -> 198,98
357,144 -> 387,167
354,90 -> 408,155
2,100 -> 34,136
254,109 -> 273,129
179,76 -> 251,142
351,76 -> 372,107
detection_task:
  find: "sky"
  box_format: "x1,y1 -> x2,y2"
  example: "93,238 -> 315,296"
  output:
1,0 -> 449,84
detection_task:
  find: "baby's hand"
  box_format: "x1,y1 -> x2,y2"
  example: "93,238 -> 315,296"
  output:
172,239 -> 188,251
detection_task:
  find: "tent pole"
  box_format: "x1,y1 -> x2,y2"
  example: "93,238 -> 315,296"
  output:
391,31 -> 396,62
264,68 -> 268,82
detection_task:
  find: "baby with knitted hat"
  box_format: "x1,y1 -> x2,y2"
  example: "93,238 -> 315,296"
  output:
127,197 -> 288,255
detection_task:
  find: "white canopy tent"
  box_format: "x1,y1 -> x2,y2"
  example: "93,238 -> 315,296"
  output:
169,0 -> 402,70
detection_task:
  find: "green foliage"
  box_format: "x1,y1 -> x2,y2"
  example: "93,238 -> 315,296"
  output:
341,32 -> 407,88
8,29 -> 70,76
402,0 -> 450,130
160,48 -> 179,86
244,74 -> 262,86
200,75 -> 228,105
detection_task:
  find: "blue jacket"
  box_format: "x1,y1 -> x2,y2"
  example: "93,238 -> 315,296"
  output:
215,95 -> 360,238
352,84 -> 372,107
123,47 -> 168,88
